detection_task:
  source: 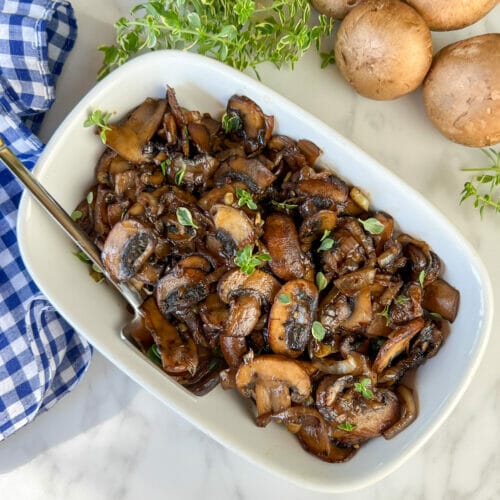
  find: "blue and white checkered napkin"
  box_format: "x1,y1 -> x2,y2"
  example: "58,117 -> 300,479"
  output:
0,0 -> 92,440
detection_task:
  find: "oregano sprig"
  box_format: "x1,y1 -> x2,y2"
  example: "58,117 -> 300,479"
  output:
97,0 -> 335,80
460,148 -> 500,217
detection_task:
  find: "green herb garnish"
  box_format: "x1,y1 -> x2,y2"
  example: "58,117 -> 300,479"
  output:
74,250 -> 90,263
83,109 -> 112,143
337,421 -> 356,432
86,191 -> 94,204
175,162 -> 187,185
316,272 -> 328,292
97,0 -> 335,80
236,188 -> 257,210
320,49 -> 335,69
358,217 -> 384,235
460,148 -> 500,217
354,378 -> 373,400
271,200 -> 298,210
311,321 -> 326,341
234,244 -> 272,275
394,295 -> 409,305
278,293 -> 291,304
160,158 -> 171,176
378,304 -> 391,325
418,270 -> 426,287
221,112 -> 241,134
318,230 -> 334,252
71,210 -> 83,221
147,344 -> 162,366
430,312 -> 443,319
176,207 -> 199,229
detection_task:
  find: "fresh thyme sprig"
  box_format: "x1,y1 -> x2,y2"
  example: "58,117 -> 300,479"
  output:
83,109 -> 112,142
97,0 -> 335,80
234,244 -> 272,275
460,148 -> 500,217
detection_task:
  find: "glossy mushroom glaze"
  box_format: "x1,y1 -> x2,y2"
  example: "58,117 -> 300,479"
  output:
74,86 -> 460,463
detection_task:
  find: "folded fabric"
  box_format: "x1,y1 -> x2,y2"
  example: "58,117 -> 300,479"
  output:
0,0 -> 92,441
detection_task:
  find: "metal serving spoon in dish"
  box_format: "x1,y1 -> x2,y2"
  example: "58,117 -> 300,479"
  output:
0,135 -> 145,347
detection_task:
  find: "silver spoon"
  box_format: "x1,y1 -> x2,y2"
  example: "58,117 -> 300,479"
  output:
0,135 -> 145,348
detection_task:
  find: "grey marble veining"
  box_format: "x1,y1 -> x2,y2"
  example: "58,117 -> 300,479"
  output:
1,1 -> 499,499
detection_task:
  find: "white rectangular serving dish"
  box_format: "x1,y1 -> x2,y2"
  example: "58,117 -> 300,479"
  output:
17,50 -> 493,493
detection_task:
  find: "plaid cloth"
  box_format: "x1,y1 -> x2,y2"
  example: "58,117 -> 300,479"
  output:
0,0 -> 92,441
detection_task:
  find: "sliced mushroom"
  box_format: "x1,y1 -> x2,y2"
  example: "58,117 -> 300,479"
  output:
319,289 -> 352,333
155,262 -> 209,317
334,266 -> 376,297
199,293 -> 228,341
160,153 -> 218,189
312,352 -> 370,376
105,98 -> 167,164
399,235 -> 442,285
377,321 -> 443,385
372,211 -> 395,254
219,269 -> 280,338
422,278 -> 460,322
214,156 -> 276,193
297,139 -> 322,166
341,287 -> 373,331
299,210 -> 338,252
390,282 -> 423,324
235,355 -> 311,418
187,122 -> 211,153
316,375 -> 400,446
101,219 -> 156,281
296,176 -> 349,210
263,214 -> 314,281
197,182 -> 248,211
226,95 -> 274,153
383,384 -> 417,439
268,280 -> 319,358
261,406 -> 356,463
141,297 -> 198,375
210,204 -> 256,251
372,318 -> 425,373
377,240 -> 407,273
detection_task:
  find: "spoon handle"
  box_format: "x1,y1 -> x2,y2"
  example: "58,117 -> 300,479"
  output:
0,135 -> 142,310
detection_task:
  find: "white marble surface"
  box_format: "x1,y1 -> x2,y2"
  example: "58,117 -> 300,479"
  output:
1,1 -> 500,498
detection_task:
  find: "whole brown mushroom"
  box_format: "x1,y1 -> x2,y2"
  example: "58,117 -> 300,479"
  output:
423,34 -> 500,147
334,0 -> 433,100
404,0 -> 499,31
310,0 -> 368,19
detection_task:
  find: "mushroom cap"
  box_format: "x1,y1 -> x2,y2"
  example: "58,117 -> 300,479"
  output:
311,0 -> 368,19
372,317 -> 425,373
214,156 -> 276,193
236,355 -> 312,411
218,268 -> 280,304
423,34 -> 500,147
316,375 -> 400,445
405,0 -> 498,31
105,98 -> 167,164
226,95 -> 274,153
334,0 -> 433,100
